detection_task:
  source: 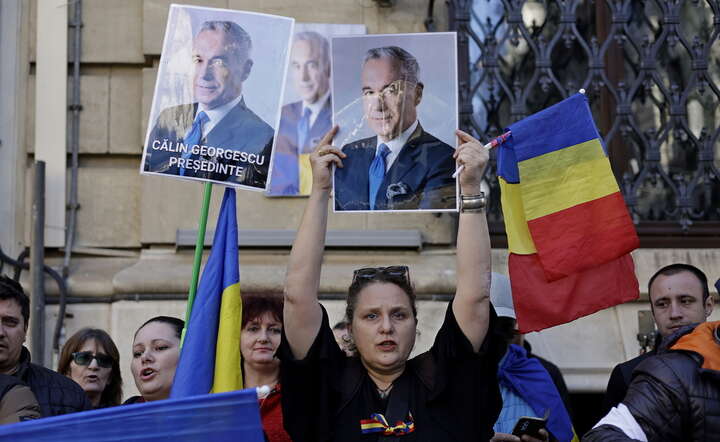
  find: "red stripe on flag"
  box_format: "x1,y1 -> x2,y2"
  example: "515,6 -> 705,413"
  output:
526,192 -> 639,282
509,252 -> 639,333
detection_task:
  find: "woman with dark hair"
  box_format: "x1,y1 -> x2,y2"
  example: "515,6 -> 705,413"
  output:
279,127 -> 503,441
240,294 -> 290,442
124,316 -> 184,404
58,328 -> 123,408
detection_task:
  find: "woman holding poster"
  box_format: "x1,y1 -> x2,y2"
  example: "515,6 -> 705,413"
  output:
278,127 -> 504,441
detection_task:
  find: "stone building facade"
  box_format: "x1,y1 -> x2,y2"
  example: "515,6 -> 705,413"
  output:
1,0 -> 718,403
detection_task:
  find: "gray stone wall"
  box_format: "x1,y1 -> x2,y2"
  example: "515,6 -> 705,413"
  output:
16,0 -> 720,402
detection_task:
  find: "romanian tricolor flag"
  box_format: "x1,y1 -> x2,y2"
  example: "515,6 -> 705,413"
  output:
171,188 -> 243,397
498,93 -> 640,332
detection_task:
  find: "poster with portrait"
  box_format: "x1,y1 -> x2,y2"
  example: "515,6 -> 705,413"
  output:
140,5 -> 294,191
266,23 -> 366,197
331,33 -> 459,213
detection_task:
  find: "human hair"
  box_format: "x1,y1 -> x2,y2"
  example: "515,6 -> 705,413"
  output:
241,294 -> 283,329
134,316 -> 185,341
58,328 -> 123,407
362,46 -> 421,86
0,275 -> 29,327
197,20 -> 252,60
648,263 -> 710,303
494,317 -> 518,347
294,31 -> 330,73
345,272 -> 417,324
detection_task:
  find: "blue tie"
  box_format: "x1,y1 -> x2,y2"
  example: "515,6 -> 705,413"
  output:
297,107 -> 312,154
368,144 -> 390,210
179,111 -> 209,176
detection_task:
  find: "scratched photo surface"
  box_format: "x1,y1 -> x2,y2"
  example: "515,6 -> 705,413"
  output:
140,5 -> 293,191
266,23 -> 366,197
331,33 -> 459,212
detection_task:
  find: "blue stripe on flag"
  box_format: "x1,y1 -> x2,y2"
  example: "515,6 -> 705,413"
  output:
171,188 -> 239,398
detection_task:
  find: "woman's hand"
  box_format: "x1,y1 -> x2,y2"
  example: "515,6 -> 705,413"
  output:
454,129 -> 488,195
309,126 -> 345,193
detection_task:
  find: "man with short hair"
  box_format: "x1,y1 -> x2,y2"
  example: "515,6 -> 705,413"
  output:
601,263 -> 714,412
334,46 -> 456,211
144,20 -> 274,188
269,31 -> 332,196
0,275 -> 91,416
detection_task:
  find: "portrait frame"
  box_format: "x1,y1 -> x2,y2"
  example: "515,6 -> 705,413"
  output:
330,32 -> 459,213
140,5 -> 294,192
266,23 -> 367,198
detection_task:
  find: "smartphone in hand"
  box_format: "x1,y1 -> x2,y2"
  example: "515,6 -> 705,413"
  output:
511,416 -> 547,439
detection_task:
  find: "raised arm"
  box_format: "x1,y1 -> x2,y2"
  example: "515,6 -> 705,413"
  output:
283,127 -> 346,359
452,129 -> 492,352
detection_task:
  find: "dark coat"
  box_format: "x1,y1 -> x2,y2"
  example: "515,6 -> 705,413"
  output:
584,323 -> 720,442
269,98 -> 332,195
601,351 -> 655,415
13,347 -> 92,417
334,125 -> 456,211
143,100 -> 274,189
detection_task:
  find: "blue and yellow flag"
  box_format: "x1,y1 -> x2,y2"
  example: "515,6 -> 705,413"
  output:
0,390 -> 264,441
171,188 -> 243,397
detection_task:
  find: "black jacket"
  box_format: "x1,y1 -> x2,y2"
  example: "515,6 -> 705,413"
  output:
601,333 -> 661,415
584,323 -> 720,442
13,347 -> 92,417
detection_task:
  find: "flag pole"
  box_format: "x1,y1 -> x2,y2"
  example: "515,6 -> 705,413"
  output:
181,181 -> 213,345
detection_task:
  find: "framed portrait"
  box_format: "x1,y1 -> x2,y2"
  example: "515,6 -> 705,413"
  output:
266,23 -> 366,197
140,5 -> 294,191
330,33 -> 459,213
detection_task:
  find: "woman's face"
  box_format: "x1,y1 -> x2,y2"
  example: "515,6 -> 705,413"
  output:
131,322 -> 180,402
68,339 -> 112,402
350,282 -> 416,376
240,312 -> 282,369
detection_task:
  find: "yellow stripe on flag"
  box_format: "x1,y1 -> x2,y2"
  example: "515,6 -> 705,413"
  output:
299,153 -> 312,195
212,282 -> 243,393
499,178 -> 537,255
518,139 -> 619,220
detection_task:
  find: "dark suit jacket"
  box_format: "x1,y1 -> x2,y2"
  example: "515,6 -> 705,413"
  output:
334,124 -> 456,211
144,99 -> 274,189
269,97 -> 332,195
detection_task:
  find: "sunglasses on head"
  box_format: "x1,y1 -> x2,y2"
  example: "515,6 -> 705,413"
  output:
352,266 -> 410,284
72,351 -> 113,368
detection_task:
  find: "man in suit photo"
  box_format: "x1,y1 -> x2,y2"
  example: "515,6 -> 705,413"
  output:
269,31 -> 332,196
143,20 -> 274,189
334,45 -> 456,211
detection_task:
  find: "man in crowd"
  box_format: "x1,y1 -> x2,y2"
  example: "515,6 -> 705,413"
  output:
144,20 -> 274,188
585,319 -> 720,441
269,31 -> 332,196
0,275 -> 91,416
489,273 -> 574,442
334,46 -> 456,211
602,263 -> 714,413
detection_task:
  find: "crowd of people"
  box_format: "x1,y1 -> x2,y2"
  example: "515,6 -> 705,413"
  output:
0,130 -> 718,442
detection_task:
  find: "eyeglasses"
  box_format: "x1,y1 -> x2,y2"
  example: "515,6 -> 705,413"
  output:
352,266 -> 410,284
72,351 -> 113,368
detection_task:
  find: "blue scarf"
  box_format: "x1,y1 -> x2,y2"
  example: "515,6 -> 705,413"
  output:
498,344 -> 574,442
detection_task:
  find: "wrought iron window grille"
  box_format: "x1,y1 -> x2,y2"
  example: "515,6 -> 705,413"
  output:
448,0 -> 720,245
